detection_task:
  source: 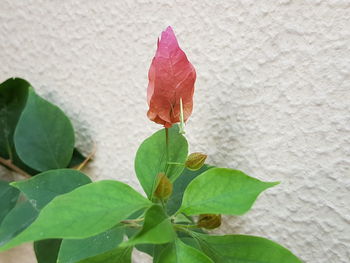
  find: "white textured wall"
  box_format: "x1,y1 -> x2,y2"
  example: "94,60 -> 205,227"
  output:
1,1 -> 350,262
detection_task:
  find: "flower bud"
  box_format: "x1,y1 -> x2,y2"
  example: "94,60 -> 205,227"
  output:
185,152 -> 207,171
197,214 -> 221,229
154,173 -> 173,200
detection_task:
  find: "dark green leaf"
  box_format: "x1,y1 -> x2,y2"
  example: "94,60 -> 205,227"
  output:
135,125 -> 188,198
11,169 -> 91,209
14,89 -> 75,171
58,226 -> 124,263
123,205 -> 175,246
135,244 -> 154,257
0,201 -> 38,246
0,180 -> 20,223
152,243 -> 170,262
77,247 -> 132,263
0,180 -> 151,251
34,239 -> 62,263
0,78 -> 29,160
192,233 -> 303,263
0,79 -> 80,175
179,168 -> 279,216
12,151 -> 39,176
180,237 -> 201,250
167,165 -> 212,215
156,238 -> 213,263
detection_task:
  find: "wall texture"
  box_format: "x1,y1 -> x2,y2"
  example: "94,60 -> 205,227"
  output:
1,1 -> 349,262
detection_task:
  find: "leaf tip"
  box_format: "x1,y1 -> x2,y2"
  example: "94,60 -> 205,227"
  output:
271,181 -> 281,187
9,181 -> 19,188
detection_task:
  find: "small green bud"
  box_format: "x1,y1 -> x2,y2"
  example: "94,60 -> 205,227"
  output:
185,152 -> 207,171
154,173 -> 173,200
197,214 -> 221,229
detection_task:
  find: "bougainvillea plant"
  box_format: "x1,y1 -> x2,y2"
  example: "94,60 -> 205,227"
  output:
0,27 -> 302,262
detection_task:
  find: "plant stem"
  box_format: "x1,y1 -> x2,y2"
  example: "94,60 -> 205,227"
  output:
173,225 -> 201,237
167,162 -> 184,166
164,127 -> 170,177
165,127 -> 169,163
174,223 -> 198,229
0,156 -> 30,178
179,98 -> 185,134
5,141 -> 13,161
182,213 -> 195,223
121,218 -> 144,224
76,143 -> 96,171
120,217 -> 144,228
121,222 -> 141,228
160,198 -> 167,212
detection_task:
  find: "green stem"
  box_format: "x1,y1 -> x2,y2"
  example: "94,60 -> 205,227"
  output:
131,218 -> 145,223
182,213 -> 195,224
122,223 -> 141,228
174,224 -> 198,229
164,127 -> 170,177
173,225 -> 200,236
120,218 -> 144,224
5,140 -> 13,161
150,128 -> 169,201
160,198 -> 167,212
120,218 -> 144,228
165,128 -> 169,161
179,98 -> 185,134
167,162 -> 184,166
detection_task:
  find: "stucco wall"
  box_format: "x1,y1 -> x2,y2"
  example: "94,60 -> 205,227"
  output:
1,1 -> 349,262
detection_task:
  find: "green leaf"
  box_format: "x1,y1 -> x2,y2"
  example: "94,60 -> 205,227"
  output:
134,243 -> 155,257
135,125 -> 188,198
152,244 -> 169,262
124,227 -> 166,258
0,180 -> 20,223
0,169 -> 91,249
123,205 -> 175,246
0,78 -> 29,160
34,239 -> 62,263
14,89 -> 75,171
180,237 -> 201,250
0,78 -> 73,175
179,168 -> 279,216
0,201 -> 38,246
77,247 -> 132,263
0,180 -> 151,251
192,233 -> 303,263
12,151 -> 39,176
0,169 -> 91,247
167,165 -> 212,215
11,169 -> 91,210
156,238 -> 213,263
58,226 -> 125,263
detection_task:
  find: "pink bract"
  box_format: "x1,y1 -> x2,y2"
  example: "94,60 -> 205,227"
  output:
147,26 -> 196,128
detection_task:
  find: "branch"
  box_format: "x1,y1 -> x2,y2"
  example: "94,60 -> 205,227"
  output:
76,143 -> 97,171
0,156 -> 31,178
121,218 -> 144,224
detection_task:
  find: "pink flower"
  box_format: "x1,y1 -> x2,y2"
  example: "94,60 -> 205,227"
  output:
147,26 -> 196,128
